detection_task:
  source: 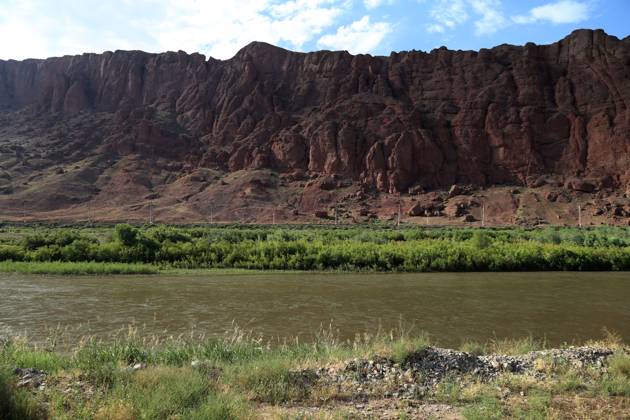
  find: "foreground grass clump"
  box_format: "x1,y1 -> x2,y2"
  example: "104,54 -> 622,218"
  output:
1,328 -> 628,419
0,326 -> 428,419
0,224 -> 629,273
0,366 -> 43,419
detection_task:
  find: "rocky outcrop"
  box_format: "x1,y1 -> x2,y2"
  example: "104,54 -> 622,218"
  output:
408,192 -> 446,216
0,29 -> 629,218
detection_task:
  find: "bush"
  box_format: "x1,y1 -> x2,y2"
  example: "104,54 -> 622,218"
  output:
0,245 -> 25,261
471,231 -> 491,250
114,224 -> 140,247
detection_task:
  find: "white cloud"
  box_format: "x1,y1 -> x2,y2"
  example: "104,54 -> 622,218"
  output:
426,0 -> 469,34
425,0 -> 590,37
0,0 -> 354,60
513,1 -> 590,24
317,15 -> 392,54
154,0 -> 349,59
0,0 -> 151,60
469,0 -> 507,35
426,0 -> 507,35
363,0 -> 394,9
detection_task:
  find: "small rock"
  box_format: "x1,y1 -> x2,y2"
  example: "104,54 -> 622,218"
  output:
463,214 -> 476,222
531,176 -> 547,188
314,210 -> 329,219
565,178 -> 596,193
125,362 -> 146,372
448,184 -> 463,197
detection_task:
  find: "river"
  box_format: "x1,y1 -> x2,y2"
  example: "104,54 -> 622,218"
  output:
1,272 -> 629,347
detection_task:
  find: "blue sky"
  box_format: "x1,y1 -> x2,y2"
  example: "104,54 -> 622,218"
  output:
1,0 -> 628,60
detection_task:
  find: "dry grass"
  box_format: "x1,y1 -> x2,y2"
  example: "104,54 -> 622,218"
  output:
546,395 -> 630,419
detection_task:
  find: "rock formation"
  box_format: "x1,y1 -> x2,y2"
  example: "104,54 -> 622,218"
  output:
0,29 -> 628,223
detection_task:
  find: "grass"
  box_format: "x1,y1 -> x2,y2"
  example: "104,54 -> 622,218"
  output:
0,328 -> 628,419
609,352 -> 630,378
462,395 -> 504,420
459,336 -> 546,356
488,336 -> 547,355
0,261 -> 158,275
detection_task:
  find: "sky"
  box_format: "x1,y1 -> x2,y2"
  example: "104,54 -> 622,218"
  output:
0,0 -> 628,61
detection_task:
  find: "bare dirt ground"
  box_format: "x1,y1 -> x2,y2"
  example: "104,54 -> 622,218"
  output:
258,399 -> 462,419
1,168 -> 628,227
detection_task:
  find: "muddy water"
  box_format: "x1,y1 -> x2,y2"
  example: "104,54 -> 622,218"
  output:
1,272 -> 629,347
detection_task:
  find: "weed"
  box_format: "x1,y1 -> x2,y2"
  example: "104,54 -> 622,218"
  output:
462,394 -> 504,420
511,390 -> 552,419
460,341 -> 486,356
608,352 -> 630,378
488,336 -> 545,355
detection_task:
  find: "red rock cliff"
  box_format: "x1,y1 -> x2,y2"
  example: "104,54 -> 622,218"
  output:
0,29 -> 629,201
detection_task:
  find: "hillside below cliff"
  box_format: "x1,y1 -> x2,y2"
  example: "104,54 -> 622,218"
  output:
0,29 -> 628,225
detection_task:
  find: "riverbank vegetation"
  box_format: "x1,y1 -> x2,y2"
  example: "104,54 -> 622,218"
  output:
0,224 -> 629,273
0,261 -> 157,275
1,328 -> 628,419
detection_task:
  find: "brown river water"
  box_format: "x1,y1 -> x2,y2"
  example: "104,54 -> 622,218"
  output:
1,272 -> 629,348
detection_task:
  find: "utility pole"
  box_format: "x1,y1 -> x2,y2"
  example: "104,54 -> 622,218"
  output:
481,203 -> 486,227
149,202 -> 154,225
578,204 -> 582,228
209,204 -> 214,225
22,200 -> 26,224
272,208 -> 276,225
397,200 -> 401,228
334,204 -> 339,225
425,210 -> 429,226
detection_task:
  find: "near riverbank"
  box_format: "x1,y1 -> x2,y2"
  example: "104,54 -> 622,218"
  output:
0,224 -> 629,274
1,329 -> 629,419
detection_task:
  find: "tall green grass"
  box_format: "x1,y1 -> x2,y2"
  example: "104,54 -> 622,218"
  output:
0,261 -> 158,275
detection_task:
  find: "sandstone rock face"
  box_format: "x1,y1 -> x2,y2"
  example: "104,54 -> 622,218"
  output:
565,178 -> 597,193
0,29 -> 629,218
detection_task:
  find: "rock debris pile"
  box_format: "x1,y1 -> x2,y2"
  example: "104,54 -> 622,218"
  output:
311,346 -> 616,399
14,367 -> 47,390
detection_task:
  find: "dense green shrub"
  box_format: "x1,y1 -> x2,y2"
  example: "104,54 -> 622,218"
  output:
1,225 -> 629,272
0,244 -> 25,261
